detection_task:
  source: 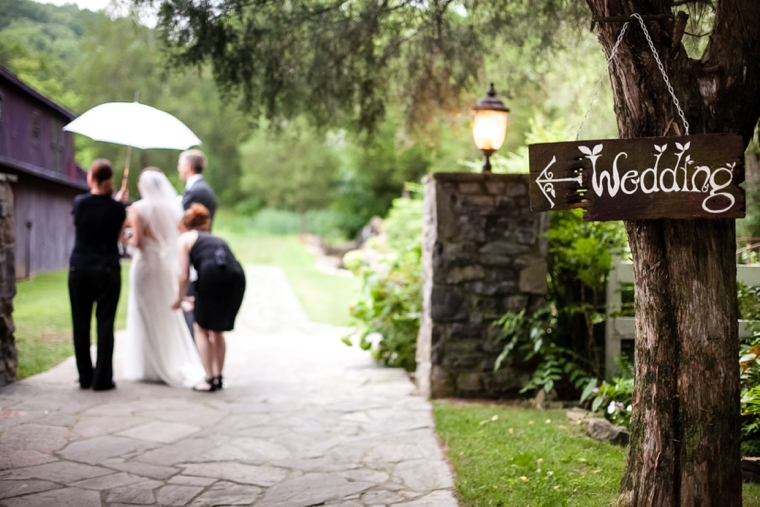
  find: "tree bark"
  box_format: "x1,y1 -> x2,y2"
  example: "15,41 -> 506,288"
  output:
583,1 -> 760,506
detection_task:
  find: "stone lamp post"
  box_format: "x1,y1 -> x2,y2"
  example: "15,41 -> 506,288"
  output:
472,83 -> 510,173
414,83 -> 549,399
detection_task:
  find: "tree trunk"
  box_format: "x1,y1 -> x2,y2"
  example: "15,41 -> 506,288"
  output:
583,1 -> 760,506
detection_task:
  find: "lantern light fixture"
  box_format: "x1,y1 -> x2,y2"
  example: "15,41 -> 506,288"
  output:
472,83 -> 510,173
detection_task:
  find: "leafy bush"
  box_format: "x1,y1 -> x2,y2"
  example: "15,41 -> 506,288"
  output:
223,207 -> 353,241
739,281 -> 760,454
581,376 -> 634,428
737,241 -> 760,265
739,282 -> 760,321
234,197 -> 264,217
249,208 -> 303,235
546,209 -> 628,378
344,247 -> 422,370
331,116 -> 432,238
343,196 -> 424,370
239,117 -> 338,217
384,187 -> 425,252
737,132 -> 760,239
495,307 -> 594,395
305,209 -> 354,244
741,332 -> 760,456
494,208 -> 628,398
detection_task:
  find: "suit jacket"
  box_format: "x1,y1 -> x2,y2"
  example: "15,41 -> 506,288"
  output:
182,177 -> 217,223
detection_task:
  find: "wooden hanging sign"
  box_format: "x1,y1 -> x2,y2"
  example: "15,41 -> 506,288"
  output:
528,134 -> 745,221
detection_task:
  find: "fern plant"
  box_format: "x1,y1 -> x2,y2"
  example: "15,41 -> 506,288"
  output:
741,340 -> 760,455
494,306 -> 594,395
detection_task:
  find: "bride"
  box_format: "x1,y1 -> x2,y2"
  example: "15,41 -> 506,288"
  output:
123,168 -> 205,388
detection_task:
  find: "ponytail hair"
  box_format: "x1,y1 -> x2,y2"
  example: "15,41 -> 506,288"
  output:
89,158 -> 115,195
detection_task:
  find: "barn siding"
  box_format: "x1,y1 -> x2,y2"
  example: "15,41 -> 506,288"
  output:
12,175 -> 83,278
0,67 -> 87,278
0,71 -> 76,178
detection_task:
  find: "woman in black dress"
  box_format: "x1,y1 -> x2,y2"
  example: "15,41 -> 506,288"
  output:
172,204 -> 246,391
69,159 -> 127,390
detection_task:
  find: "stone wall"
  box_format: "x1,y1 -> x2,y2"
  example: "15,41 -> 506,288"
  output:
416,172 -> 549,399
0,174 -> 17,386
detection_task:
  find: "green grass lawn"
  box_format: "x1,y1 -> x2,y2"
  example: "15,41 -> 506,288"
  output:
434,400 -> 760,507
14,264 -> 129,379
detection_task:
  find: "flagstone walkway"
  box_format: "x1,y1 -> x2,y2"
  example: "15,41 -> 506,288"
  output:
0,266 -> 458,507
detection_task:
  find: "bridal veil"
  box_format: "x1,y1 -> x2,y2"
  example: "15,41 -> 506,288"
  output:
123,170 -> 205,388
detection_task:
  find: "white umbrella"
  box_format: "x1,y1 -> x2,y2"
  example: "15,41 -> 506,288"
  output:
64,102 -> 201,150
63,101 -> 202,189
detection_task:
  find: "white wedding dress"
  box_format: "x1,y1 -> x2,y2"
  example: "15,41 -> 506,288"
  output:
123,171 -> 205,388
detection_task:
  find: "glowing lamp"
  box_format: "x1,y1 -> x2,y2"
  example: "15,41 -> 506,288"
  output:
472,83 -> 509,173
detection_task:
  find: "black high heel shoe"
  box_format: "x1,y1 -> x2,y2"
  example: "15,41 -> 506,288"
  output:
193,377 -> 216,392
213,375 -> 224,390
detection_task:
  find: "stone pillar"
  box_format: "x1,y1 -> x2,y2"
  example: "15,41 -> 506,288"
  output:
0,174 -> 17,386
416,173 -> 549,399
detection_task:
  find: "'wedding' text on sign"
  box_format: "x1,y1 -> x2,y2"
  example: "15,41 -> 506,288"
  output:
528,134 -> 745,221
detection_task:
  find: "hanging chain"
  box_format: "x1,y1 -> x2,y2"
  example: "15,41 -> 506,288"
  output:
631,13 -> 689,135
576,22 -> 630,140
576,13 -> 690,139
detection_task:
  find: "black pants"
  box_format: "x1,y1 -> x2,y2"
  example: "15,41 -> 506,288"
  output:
68,265 -> 121,389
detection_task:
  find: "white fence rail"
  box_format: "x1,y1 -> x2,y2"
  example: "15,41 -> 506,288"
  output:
605,259 -> 760,377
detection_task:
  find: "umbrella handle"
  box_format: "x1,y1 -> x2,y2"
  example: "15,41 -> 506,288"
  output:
122,145 -> 133,190
115,145 -> 132,202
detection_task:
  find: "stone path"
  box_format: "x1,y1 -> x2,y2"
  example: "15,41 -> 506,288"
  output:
0,266 -> 458,507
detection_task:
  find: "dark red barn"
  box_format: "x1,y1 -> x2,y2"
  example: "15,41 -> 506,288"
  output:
0,66 -> 88,278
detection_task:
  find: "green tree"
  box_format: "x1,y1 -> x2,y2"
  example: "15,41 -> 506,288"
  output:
144,0 -> 587,133
143,0 -> 616,229
0,0 -> 93,32
73,14 -> 249,202
239,117 -> 338,226
0,0 -> 93,109
332,115 -> 432,235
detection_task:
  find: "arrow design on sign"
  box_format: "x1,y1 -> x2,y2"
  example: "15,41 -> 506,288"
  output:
535,156 -> 583,208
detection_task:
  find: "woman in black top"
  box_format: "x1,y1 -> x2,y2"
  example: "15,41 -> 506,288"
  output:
172,204 -> 246,391
69,159 -> 127,390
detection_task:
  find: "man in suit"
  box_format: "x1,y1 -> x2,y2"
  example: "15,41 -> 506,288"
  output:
178,149 -> 217,339
179,149 -> 217,223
